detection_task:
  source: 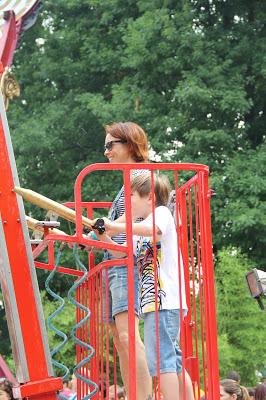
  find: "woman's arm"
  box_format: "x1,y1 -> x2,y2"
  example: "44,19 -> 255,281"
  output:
113,213 -> 126,223
93,231 -> 127,258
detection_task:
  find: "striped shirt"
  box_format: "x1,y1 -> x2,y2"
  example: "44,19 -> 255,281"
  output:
108,169 -> 147,247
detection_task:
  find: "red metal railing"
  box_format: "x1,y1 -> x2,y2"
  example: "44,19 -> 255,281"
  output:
2,161 -> 219,399
33,163 -> 219,400
74,164 -> 219,400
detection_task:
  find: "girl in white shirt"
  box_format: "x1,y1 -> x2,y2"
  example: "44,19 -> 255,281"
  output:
94,173 -> 194,400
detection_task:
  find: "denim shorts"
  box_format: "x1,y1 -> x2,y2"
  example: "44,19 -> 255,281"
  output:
143,309 -> 185,376
102,264 -> 139,323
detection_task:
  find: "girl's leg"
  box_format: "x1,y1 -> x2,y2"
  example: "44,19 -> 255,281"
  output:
111,312 -> 152,400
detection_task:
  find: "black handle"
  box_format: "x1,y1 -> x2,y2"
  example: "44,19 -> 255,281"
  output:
92,218 -> 105,234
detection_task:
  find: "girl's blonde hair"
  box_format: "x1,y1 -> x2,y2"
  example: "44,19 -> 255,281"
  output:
130,173 -> 171,207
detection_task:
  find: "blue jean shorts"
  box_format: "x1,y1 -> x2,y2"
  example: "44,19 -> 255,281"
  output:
102,264 -> 139,323
143,309 -> 185,377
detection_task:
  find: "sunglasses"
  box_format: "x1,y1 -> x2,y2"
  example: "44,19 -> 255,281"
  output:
104,140 -> 126,151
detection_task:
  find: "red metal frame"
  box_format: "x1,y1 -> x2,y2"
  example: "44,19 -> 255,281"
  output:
0,1 -> 42,72
0,11 -> 17,71
22,163 -> 220,399
70,163 -> 220,399
0,97 -> 62,398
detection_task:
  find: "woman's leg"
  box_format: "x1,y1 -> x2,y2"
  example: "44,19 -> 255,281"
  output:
111,312 -> 152,400
178,370 -> 195,400
160,370 -> 195,400
160,372 -> 179,400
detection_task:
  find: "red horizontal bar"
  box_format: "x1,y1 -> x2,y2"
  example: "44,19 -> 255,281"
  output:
13,377 -> 62,398
34,261 -> 84,277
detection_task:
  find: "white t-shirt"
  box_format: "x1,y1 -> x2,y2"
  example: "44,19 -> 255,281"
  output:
133,206 -> 188,314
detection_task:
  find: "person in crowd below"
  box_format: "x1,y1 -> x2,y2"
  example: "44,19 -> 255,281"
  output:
255,384 -> 266,400
93,173 -> 194,400
101,122 -> 152,400
0,378 -> 14,400
220,379 -> 250,400
247,387 -> 255,400
108,384 -> 127,400
59,378 -> 76,399
227,371 -> 241,385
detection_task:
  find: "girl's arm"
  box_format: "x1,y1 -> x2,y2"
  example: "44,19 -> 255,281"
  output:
97,218 -> 161,238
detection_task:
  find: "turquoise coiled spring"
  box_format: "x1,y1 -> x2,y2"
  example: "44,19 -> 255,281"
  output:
45,244 -> 98,399
69,245 -> 98,399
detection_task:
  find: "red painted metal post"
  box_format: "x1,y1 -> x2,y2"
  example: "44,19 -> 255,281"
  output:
198,171 -> 220,399
123,168 -> 137,400
178,188 -> 194,359
0,11 -> 17,69
0,95 -> 62,398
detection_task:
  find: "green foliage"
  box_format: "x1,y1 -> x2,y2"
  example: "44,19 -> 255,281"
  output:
9,2 -> 266,265
40,291 -> 76,375
211,143 -> 266,267
0,293 -> 13,369
215,248 -> 266,385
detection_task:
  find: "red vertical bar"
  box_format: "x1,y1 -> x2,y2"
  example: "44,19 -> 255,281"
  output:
150,171 -> 161,396
198,172 -> 220,400
178,187 -> 193,359
123,169 -> 136,400
86,205 -> 96,397
194,181 -> 207,395
187,188 -> 201,391
174,172 -> 186,400
94,273 -> 99,400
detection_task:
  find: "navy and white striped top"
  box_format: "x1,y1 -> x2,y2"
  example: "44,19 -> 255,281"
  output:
108,169 -> 148,247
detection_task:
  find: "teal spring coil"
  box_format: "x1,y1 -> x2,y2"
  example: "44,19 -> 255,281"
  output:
45,244 -> 98,400
69,245 -> 98,399
45,247 -> 69,391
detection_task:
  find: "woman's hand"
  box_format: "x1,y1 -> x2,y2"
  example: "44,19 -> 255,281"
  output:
91,217 -> 117,236
92,228 -> 108,241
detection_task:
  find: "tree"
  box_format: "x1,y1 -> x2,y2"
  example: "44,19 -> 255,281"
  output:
9,0 -> 266,268
215,248 -> 266,385
211,143 -> 266,268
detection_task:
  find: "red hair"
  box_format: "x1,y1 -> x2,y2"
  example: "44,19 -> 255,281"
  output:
104,122 -> 149,162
